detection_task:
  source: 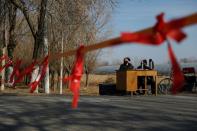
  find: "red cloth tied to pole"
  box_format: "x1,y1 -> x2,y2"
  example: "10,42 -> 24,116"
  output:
63,45 -> 84,108
29,56 -> 49,93
0,58 -> 13,72
0,56 -> 36,85
0,55 -> 8,62
14,61 -> 37,84
9,59 -> 22,83
13,61 -> 37,85
167,43 -> 185,94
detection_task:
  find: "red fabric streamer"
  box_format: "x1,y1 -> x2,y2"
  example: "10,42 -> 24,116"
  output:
121,13 -> 186,45
29,56 -> 49,93
121,32 -> 163,45
29,81 -> 40,93
0,55 -> 11,72
0,55 -> 37,85
155,13 -> 186,43
168,43 -> 185,94
0,55 -> 8,62
0,59 -> 13,72
9,59 -> 22,83
63,45 -> 84,108
155,13 -> 185,94
14,61 -> 37,84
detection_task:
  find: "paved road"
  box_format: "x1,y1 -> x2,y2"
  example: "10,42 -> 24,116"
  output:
0,94 -> 197,131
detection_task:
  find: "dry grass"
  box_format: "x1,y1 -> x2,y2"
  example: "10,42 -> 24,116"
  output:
0,74 -> 167,96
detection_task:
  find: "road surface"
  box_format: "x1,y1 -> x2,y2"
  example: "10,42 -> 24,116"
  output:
0,94 -> 197,131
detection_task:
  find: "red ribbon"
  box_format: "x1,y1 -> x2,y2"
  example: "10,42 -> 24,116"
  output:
0,55 -> 8,62
29,56 -> 49,93
0,58 -> 13,72
154,13 -> 186,43
121,13 -> 186,45
63,45 -> 84,108
0,55 -> 37,86
29,81 -> 39,93
9,59 -> 22,83
155,13 -> 185,94
168,43 -> 185,94
14,61 -> 37,84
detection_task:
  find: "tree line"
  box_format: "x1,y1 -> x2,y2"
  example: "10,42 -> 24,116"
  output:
0,0 -> 116,93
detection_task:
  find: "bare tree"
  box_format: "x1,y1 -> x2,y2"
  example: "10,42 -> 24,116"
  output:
10,0 -> 50,93
47,0 -> 116,89
0,0 -> 10,89
0,0 -> 6,90
3,0 -> 116,93
0,0 -> 18,88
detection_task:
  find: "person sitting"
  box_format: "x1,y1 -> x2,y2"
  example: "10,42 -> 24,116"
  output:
119,57 -> 134,71
137,60 -> 147,94
149,59 -> 154,70
137,59 -> 150,70
147,59 -> 156,94
137,59 -> 155,95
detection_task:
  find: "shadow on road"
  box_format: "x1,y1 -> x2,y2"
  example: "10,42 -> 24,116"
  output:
0,95 -> 197,131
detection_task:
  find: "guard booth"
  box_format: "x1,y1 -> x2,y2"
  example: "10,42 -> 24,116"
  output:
116,70 -> 158,95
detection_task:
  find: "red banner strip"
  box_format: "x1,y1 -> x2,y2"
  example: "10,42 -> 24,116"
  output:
63,45 -> 84,108
121,13 -> 186,45
167,43 -> 185,94
29,56 -> 49,93
0,55 -> 8,62
0,59 -> 13,72
9,59 -> 22,83
14,61 -> 37,84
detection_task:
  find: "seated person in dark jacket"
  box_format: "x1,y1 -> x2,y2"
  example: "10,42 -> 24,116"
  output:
119,57 -> 134,71
137,60 -> 148,94
148,59 -> 154,70
137,59 -> 155,94
137,59 -> 150,70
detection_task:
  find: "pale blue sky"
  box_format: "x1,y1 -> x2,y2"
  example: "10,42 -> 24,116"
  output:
101,0 -> 197,64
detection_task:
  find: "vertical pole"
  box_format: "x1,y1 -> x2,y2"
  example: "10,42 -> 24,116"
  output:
44,37 -> 50,94
1,48 -> 6,91
1,3 -> 8,90
60,32 -> 64,94
43,0 -> 50,94
30,66 -> 39,93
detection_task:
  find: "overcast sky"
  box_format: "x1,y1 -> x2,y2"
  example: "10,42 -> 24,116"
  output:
100,0 -> 197,65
